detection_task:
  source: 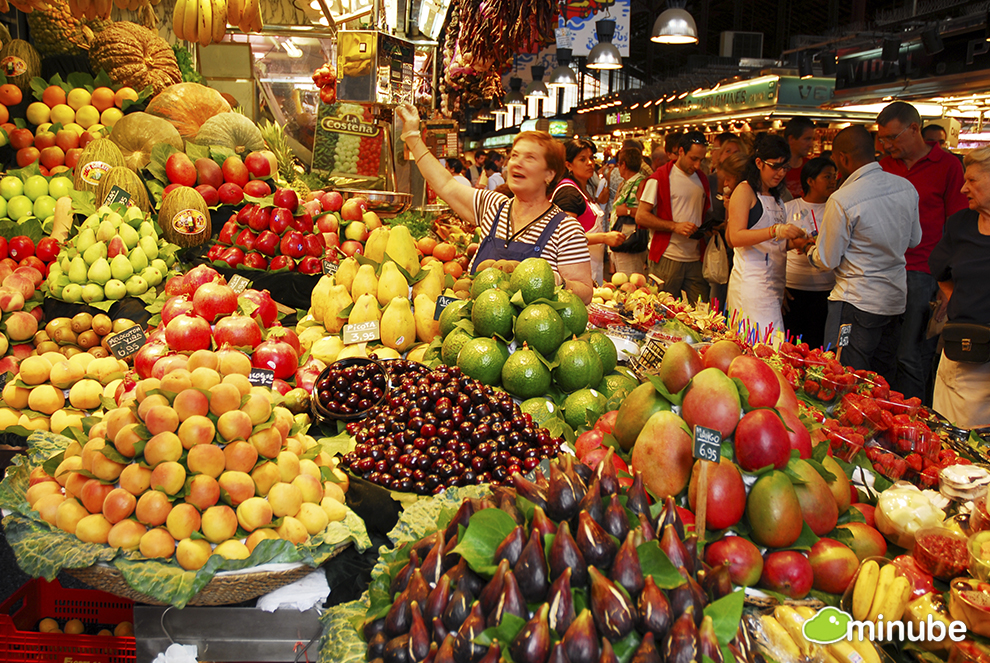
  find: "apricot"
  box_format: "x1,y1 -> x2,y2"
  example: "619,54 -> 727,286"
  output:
292,473 -> 323,504
79,438 -> 106,473
268,482 -> 302,518
212,539 -> 250,560
223,440 -> 259,473
298,459 -> 321,481
68,379 -> 103,410
35,492 -> 65,525
137,393 -> 169,421
144,431 -> 182,467
75,513 -> 113,544
217,410 -> 253,442
28,384 -> 65,415
272,407 -> 294,439
177,415 -> 215,449
249,427 -> 282,459
139,527 -> 176,559
208,383 -> 241,416
49,361 -> 85,390
112,423 -> 145,458
87,356 -> 125,385
90,452 -> 125,483
0,407 -> 18,429
320,496 -> 348,523
2,382 -> 29,408
104,408 -> 138,442
173,388 -> 209,421
55,497 -> 89,533
79,478 -> 114,514
107,520 -> 146,550
275,451 -> 300,483
218,470 -> 255,506
64,470 -> 89,499
296,502 -> 330,535
187,444 -> 225,478
284,436 -> 303,456
240,393 -> 272,425
222,373 -> 252,397
39,617 -> 60,633
18,414 -> 50,432
165,503 -> 202,541
26,480 -> 62,506
276,516 -> 309,544
201,505 -> 237,543
51,410 -> 86,436
218,350 -> 251,377
159,369 -> 192,394
119,463 -> 152,496
250,462 -> 281,497
186,474 -> 221,510
323,480 -> 345,504
135,490 -> 172,526
245,528 -> 281,553
135,378 -> 161,402
190,367 -> 221,390
176,537 -> 213,570
20,355 -> 53,385
102,488 -> 136,523
145,405 -> 180,436
187,349 -> 219,372
87,423 -> 107,442
150,460 -> 186,495
235,496 -> 273,532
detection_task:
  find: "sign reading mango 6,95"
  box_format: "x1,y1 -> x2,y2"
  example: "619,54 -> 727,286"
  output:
312,101 -> 384,187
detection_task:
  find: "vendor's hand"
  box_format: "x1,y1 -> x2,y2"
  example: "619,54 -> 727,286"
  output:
603,231 -> 627,247
673,222 -> 695,237
790,236 -> 813,253
777,223 -> 806,241
396,104 -> 421,136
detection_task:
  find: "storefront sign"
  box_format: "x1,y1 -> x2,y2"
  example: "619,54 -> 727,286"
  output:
659,76 -> 835,122
605,111 -> 632,126
585,106 -> 652,134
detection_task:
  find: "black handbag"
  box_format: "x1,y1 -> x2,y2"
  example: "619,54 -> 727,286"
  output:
611,215 -> 649,253
942,322 -> 990,363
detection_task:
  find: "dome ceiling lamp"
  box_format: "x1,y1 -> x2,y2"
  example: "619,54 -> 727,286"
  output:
525,66 -> 550,98
548,48 -> 578,88
504,77 -> 527,108
652,0 -> 698,45
587,18 -> 623,70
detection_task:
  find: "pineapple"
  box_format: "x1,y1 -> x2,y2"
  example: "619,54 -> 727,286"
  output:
259,120 -> 298,186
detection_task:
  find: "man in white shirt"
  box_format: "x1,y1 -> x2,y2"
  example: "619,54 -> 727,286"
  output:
805,125 -> 922,381
484,162 -> 504,190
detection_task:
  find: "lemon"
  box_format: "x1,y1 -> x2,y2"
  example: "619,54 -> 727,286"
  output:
457,337 -> 508,385
580,331 -> 619,374
562,388 -> 607,430
441,328 -> 474,366
470,267 -> 510,299
472,288 -> 513,340
438,299 -> 471,338
66,87 -> 92,111
553,339 -> 603,393
556,289 -> 589,337
514,303 -> 565,357
509,257 -> 555,304
501,345 -> 551,399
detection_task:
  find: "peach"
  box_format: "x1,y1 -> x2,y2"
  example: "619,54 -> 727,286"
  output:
250,462 -> 281,497
80,438 -> 106,473
320,496 -> 348,522
201,505 -> 237,543
28,466 -> 56,486
276,516 -> 309,544
90,453 -> 125,483
150,460 -> 186,495
292,473 -> 323,504
245,528 -> 281,553
139,527 -> 176,559
176,537 -> 213,570
28,385 -> 65,415
135,378 -> 161,402
63,470 -> 88,499
107,519 -> 146,550
173,389 -> 209,421
284,436 -> 303,456
87,423 -> 106,442
159,369 -> 192,394
75,513 -> 113,544
222,373 -> 252,397
165,503 -> 202,541
26,480 -> 62,506
35,492 -> 65,525
137,394 -> 170,421
268,482 -> 302,518
298,459 -> 321,481
187,350 -> 219,372
186,474 -> 220,510
135,490 -> 172,526
2,382 -> 29,408
104,407 -> 138,442
55,497 -> 89,533
272,407 -> 293,439
212,539 -> 250,560
240,393 -> 272,425
144,431 -> 182,466
275,451 -> 300,483
323,480 -> 345,504
178,415 -> 215,449
296,502 -> 330,535
119,463 -> 152,495
19,355 -> 52,384
236,496 -> 273,532
218,350 -> 251,377
17,414 -> 50,432
79,479 -> 114,514
49,361 -> 85,389
112,423 -> 145,458
223,440 -> 258,472
249,427 -> 283,459
218,470 -> 255,506
145,405 -> 179,435
209,383 -> 242,416
101,488 -> 136,523
217,410 -> 253,442
187,444 -> 225,477
190,367 -> 221,390
0,286 -> 24,312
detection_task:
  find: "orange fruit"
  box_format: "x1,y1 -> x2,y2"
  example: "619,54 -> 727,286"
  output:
90,87 -> 115,112
0,84 -> 21,106
0,104 -> 8,125
0,122 -> 15,135
42,86 -> 66,108
114,87 -> 138,109
433,242 -> 457,262
416,237 -> 437,255
443,261 -> 463,279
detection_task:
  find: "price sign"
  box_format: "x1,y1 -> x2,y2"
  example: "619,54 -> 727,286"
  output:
106,325 -> 147,359
693,426 -> 722,463
322,259 -> 338,276
228,274 -> 252,294
102,185 -> 132,208
343,320 -> 380,345
433,295 -> 456,320
248,368 -> 275,387
838,324 -> 852,348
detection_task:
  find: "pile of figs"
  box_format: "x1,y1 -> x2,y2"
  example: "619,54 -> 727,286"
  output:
360,452 -> 746,663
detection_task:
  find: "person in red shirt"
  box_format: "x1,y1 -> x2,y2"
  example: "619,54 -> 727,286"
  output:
877,101 -> 968,402
783,117 -> 816,200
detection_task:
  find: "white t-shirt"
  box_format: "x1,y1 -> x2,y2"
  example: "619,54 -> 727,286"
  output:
783,198 -> 835,291
639,167 -> 705,262
486,172 -> 505,190
452,174 -> 471,186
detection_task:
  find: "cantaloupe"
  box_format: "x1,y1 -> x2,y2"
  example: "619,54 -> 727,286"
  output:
94,167 -> 151,213
0,40 -> 41,93
158,187 -> 211,248
72,139 -> 127,195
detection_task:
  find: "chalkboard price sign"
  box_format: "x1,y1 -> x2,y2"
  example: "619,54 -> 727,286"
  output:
228,274 -> 252,294
106,325 -> 147,359
433,295 -> 456,320
102,185 -> 132,208
322,259 -> 338,276
693,425 -> 722,463
838,324 -> 852,348
248,368 -> 275,387
343,320 -> 380,345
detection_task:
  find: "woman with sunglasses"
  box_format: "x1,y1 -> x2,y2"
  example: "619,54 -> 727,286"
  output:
726,134 -> 807,333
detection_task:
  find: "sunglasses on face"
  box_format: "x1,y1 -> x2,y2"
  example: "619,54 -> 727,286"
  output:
761,160 -> 792,172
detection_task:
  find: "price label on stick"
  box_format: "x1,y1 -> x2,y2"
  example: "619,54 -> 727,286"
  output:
838,324 -> 852,348
322,259 -> 338,276
693,426 -> 722,463
106,325 -> 147,360
102,185 -> 132,208
343,320 -> 380,345
433,295 -> 456,320
228,274 -> 252,294
248,368 -> 275,387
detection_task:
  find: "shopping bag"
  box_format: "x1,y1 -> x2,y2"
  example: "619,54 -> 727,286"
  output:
702,232 -> 729,284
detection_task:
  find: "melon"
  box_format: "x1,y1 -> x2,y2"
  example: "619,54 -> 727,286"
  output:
72,139 -> 127,195
109,112 -> 184,172
94,167 -> 151,213
158,187 -> 212,248
145,83 -> 231,141
195,113 -> 265,153
0,40 -> 42,93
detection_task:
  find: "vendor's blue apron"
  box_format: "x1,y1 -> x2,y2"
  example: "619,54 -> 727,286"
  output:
471,201 -> 566,274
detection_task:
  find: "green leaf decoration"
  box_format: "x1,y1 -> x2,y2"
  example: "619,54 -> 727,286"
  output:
68,187 -> 97,218
0,454 -> 30,515
827,525 -> 855,546
66,71 -> 95,92
837,506 -> 866,525
611,629 -> 643,662
783,521 -> 820,552
636,541 -> 687,589
474,613 -> 525,647
30,76 -> 48,101
185,142 -> 211,161
644,373 -> 683,406
147,142 -> 181,185
93,69 -> 114,89
703,589 -> 746,645
806,458 -> 836,483
318,596 -> 369,663
729,377 -> 752,411
3,512 -> 119,580
808,589 -> 841,607
451,506 -> 518,577
318,429 -> 356,457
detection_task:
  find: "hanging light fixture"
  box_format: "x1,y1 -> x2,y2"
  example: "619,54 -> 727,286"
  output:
798,51 -> 814,79
472,102 -> 494,122
504,77 -> 526,108
588,20 -> 623,69
526,66 -> 549,98
652,0 -> 698,44
548,48 -> 578,88
492,100 -> 509,115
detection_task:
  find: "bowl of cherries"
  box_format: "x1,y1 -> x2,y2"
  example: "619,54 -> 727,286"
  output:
313,358 -> 389,422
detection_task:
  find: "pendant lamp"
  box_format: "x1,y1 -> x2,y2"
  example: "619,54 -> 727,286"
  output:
548,48 -> 578,88
525,66 -> 549,98
652,0 -> 698,44
588,20 -> 622,70
504,77 -> 526,108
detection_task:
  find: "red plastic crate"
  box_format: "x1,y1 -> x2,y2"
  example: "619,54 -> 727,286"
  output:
0,578 -> 135,663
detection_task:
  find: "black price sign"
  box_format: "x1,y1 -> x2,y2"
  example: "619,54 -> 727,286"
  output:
433,295 -> 456,320
102,185 -> 132,208
838,324 -> 852,348
343,320 -> 380,345
228,274 -> 252,294
248,368 -> 275,387
106,325 -> 147,359
322,259 -> 338,276
693,426 -> 722,463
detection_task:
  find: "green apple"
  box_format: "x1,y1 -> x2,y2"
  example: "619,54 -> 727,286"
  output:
81,284 -> 105,303
124,275 -> 148,296
48,177 -> 71,199
104,279 -> 127,300
0,196 -> 8,220
23,175 -> 49,202
33,195 -> 57,220
7,195 -> 33,221
0,176 -> 24,201
61,283 -> 83,303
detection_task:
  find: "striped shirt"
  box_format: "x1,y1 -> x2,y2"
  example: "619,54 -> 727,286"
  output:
469,190 -> 590,276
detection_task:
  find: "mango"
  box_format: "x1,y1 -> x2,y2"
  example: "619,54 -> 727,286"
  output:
747,470 -> 804,549
613,382 -> 671,450
789,458 -> 839,536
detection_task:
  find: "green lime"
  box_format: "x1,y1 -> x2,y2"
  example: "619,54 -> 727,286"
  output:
514,303 -> 565,357
501,346 -> 552,399
441,328 -> 474,366
509,257 -> 555,304
438,299 -> 471,338
556,289 -> 589,337
581,331 -> 618,374
598,372 -> 638,398
553,339 -> 603,393
470,267 -> 510,299
520,397 -> 561,426
562,388 -> 607,430
457,337 -> 508,385
472,288 -> 513,340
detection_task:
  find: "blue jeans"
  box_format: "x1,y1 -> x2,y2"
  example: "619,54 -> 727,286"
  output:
824,300 -> 900,384
894,271 -> 939,402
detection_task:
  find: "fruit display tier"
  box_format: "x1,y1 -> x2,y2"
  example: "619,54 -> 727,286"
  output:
187,247 -> 322,312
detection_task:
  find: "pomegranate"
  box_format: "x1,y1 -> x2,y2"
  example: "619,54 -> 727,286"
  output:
272,378 -> 292,395
114,372 -> 139,405
213,314 -> 263,349
252,338 -> 299,379
193,282 -> 238,323
161,296 -> 194,326
134,341 -> 169,379
164,274 -> 187,297
181,265 -> 221,296
165,313 -> 213,352
266,324 -> 301,354
295,356 -> 327,393
239,289 -> 278,328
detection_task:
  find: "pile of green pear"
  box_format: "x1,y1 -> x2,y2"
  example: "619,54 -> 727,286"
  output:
46,206 -> 179,304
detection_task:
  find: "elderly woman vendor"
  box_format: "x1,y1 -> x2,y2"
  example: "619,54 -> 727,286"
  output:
396,104 -> 594,303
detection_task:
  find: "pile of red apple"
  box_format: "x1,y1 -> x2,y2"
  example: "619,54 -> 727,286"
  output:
7,125 -> 94,175
162,150 -> 279,208
0,235 -> 60,278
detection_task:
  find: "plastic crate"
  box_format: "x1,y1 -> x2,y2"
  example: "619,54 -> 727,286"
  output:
0,578 -> 135,663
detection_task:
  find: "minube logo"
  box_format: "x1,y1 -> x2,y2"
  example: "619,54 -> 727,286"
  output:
801,606 -> 967,645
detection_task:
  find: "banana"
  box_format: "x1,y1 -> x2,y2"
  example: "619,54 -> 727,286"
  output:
76,0 -> 91,16
866,563 -> 896,623
211,0 -> 227,44
113,0 -> 126,8
848,631 -> 882,663
773,606 -> 821,659
183,0 -> 199,44
172,0 -> 187,41
876,576 -> 911,624
760,615 -> 803,662
94,0 -> 110,18
197,0 -> 212,46
226,0 -> 242,29
240,0 -> 258,33
829,640 -> 870,663
852,560 -> 880,621
250,0 -> 263,32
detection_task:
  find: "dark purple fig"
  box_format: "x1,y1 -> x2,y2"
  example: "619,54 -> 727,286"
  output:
574,460 -> 593,483
411,533 -> 442,564
727,642 -> 745,662
391,550 -> 420,598
588,566 -> 637,641
509,603 -> 551,663
444,500 -> 475,542
702,562 -> 733,601
699,615 -> 724,663
420,534 -> 446,587
531,506 -> 557,542
422,642 -> 438,663
477,558 -> 509,616
668,576 -> 704,626
425,574 -> 453,624
637,515 -> 656,542
625,472 -> 650,516
577,477 -> 605,525
435,633 -> 456,663
408,601 -> 430,662
548,642 -> 572,663
562,609 -> 600,663
364,617 -> 387,640
384,634 -> 412,663
656,496 -> 685,540
532,469 -> 549,491
512,473 -> 548,510
658,524 -> 690,573
547,455 -> 584,521
498,491 -> 526,525
549,521 -> 588,587
514,528 -> 550,602
576,511 -> 618,570
630,632 -> 662,663
432,617 -> 449,645
663,608 -> 699,663
443,534 -> 460,572
368,631 -> 387,659
441,586 -> 473,632
547,568 -> 575,634
386,588 -> 412,637
406,568 -> 431,606
593,448 -> 620,496
599,638 -> 619,663
682,534 -> 698,577
558,453 -> 588,493
637,576 -> 673,639
452,601 -> 487,663
603,494 -> 630,541
477,642 -> 501,663
486,570 -> 527,628
472,495 -> 498,512
444,559 -> 483,597
610,531 -> 644,597
494,525 -> 526,567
